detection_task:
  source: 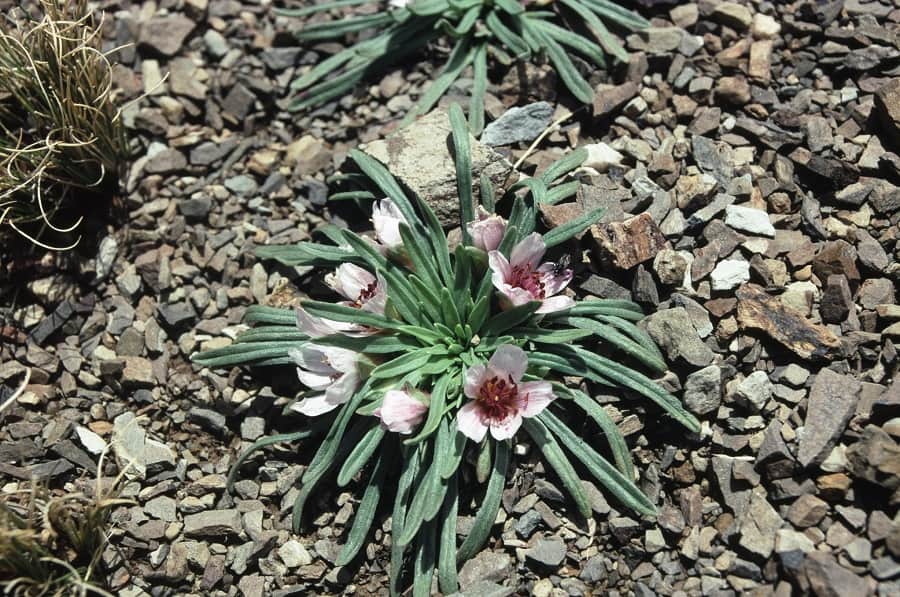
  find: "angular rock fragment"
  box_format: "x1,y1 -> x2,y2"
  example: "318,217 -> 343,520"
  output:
736,284 -> 841,361
875,78 -> 900,144
362,107 -> 512,227
591,213 -> 667,270
798,369 -> 860,468
639,307 -> 715,368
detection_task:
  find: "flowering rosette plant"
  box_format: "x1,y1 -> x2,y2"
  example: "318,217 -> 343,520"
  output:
193,106 -> 699,595
279,0 -> 649,132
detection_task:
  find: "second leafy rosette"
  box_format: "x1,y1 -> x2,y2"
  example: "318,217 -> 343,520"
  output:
193,105 -> 699,595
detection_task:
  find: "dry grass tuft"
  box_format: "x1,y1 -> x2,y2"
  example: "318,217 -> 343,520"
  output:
0,0 -> 128,250
0,464 -> 132,596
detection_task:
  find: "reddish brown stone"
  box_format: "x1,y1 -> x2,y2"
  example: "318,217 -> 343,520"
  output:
812,240 -> 861,288
592,81 -> 638,118
539,202 -> 588,237
590,213 -> 667,271
705,298 -> 737,318
735,283 -> 842,361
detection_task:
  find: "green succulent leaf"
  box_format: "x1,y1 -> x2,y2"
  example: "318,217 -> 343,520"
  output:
457,440 -> 509,562
540,409 -> 656,516
337,424 -> 385,486
335,449 -> 388,566
523,417 -> 592,517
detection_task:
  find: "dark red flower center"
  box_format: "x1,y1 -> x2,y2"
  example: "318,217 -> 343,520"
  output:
477,375 -> 519,421
352,281 -> 378,308
509,263 -> 546,298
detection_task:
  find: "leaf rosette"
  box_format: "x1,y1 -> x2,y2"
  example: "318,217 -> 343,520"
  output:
280,0 -> 650,132
193,105 -> 699,594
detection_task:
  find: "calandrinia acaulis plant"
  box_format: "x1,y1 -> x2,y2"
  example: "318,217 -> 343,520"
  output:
279,0 -> 649,132
193,105 -> 699,595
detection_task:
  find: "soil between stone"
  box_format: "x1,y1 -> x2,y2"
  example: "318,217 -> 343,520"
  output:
1,0 -> 900,596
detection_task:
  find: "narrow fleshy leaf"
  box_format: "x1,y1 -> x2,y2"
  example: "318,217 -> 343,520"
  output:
542,206 -> 606,248
481,301 -> 541,336
337,424 -> 385,486
449,103 -> 474,242
437,473 -> 460,593
406,374 -> 452,445
390,446 -> 421,596
540,410 -> 656,516
457,440 -> 509,561
335,449 -> 388,566
523,417 -> 592,518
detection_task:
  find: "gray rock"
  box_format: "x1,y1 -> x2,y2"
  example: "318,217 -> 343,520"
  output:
640,307 -> 715,368
179,197 -> 212,219
261,48 -> 302,71
112,412 -> 147,478
190,137 -> 239,166
480,102 -> 553,146
802,552 -> 869,597
189,407 -> 227,434
458,551 -> 512,590
734,370 -> 773,412
515,510 -> 543,539
222,83 -> 256,120
692,136 -> 734,186
278,540 -> 312,568
525,537 -> 567,567
96,235 -> 118,282
738,487 -> 781,558
683,365 -> 722,416
144,148 -> 187,174
183,510 -> 242,538
711,259 -> 751,291
202,30 -> 229,57
139,14 -> 195,56
241,417 -> 266,441
449,581 -> 514,597
157,302 -> 197,331
362,107 -> 513,227
225,174 -> 258,196
145,496 -> 177,521
725,205 -> 775,237
798,369 -> 860,467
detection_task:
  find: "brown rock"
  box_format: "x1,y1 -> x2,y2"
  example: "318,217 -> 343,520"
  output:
705,298 -> 737,318
875,78 -> 900,145
817,473 -> 852,501
715,76 -> 752,105
846,425 -> 900,491
819,274 -> 853,323
812,240 -> 860,289
787,494 -> 829,528
735,284 -> 841,361
539,202 -> 590,239
591,213 -> 667,270
592,81 -> 638,118
749,40 -> 773,83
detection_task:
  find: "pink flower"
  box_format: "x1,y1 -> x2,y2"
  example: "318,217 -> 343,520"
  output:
374,388 -> 428,434
325,263 -> 387,315
488,232 -> 575,314
456,345 -> 556,442
288,344 -> 360,416
296,264 -> 387,338
296,306 -> 360,338
372,198 -> 407,249
467,206 -> 506,252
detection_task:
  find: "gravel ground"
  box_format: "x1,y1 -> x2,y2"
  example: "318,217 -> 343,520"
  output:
2,0 -> 900,595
